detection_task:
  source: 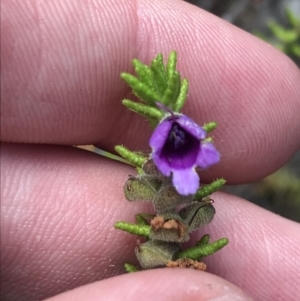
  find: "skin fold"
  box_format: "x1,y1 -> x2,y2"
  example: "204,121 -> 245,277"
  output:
1,0 -> 300,300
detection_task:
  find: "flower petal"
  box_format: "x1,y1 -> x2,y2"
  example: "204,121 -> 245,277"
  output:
196,142 -> 220,169
152,152 -> 172,176
149,119 -> 172,152
172,168 -> 200,196
176,115 -> 206,140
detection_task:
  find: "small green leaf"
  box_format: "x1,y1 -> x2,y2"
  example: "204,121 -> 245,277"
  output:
203,121 -> 218,133
194,178 -> 226,200
132,59 -> 154,89
195,234 -> 210,247
178,238 -> 229,260
135,213 -> 153,225
161,71 -> 181,106
151,53 -> 167,97
121,73 -> 160,104
122,99 -> 164,120
173,79 -> 188,112
114,221 -> 151,237
124,263 -> 139,273
121,51 -> 188,115
115,145 -> 147,168
166,51 -> 177,80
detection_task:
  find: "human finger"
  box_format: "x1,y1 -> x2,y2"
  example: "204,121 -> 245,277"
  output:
45,269 -> 254,301
1,143 -> 299,301
2,0 -> 300,183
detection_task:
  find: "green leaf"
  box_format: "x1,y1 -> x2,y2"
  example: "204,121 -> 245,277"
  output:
161,71 -> 181,106
173,79 -> 188,112
121,51 -> 188,115
132,59 -> 154,89
135,213 -> 154,225
114,221 -> 151,237
121,73 -> 160,105
115,145 -> 147,167
194,178 -> 226,200
178,238 -> 229,260
122,99 -> 164,120
124,263 -> 139,273
195,234 -> 210,247
166,51 -> 177,80
203,121 -> 218,133
150,53 -> 167,97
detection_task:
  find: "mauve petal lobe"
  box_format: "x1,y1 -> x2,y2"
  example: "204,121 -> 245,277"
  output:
152,153 -> 172,176
196,142 -> 220,169
176,115 -> 206,140
149,119 -> 172,151
172,168 -> 200,196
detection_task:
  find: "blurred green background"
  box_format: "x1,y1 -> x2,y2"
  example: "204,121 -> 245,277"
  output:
186,0 -> 300,222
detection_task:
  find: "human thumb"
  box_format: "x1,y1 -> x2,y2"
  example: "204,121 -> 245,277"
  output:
45,269 -> 254,301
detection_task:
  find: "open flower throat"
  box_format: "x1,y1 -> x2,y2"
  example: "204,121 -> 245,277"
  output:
150,113 -> 220,196
162,121 -> 200,168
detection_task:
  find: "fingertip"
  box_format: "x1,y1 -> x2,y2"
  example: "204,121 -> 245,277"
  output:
45,269 -> 253,301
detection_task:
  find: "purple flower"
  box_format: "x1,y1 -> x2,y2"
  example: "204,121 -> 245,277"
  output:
149,114 -> 220,196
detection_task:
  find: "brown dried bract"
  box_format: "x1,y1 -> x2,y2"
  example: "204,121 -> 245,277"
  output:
150,216 -> 165,230
163,219 -> 187,239
166,258 -> 206,271
151,217 -> 188,240
163,219 -> 178,230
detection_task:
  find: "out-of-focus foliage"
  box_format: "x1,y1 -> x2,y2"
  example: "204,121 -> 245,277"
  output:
223,165 -> 300,222
256,8 -> 300,59
260,168 -> 300,222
